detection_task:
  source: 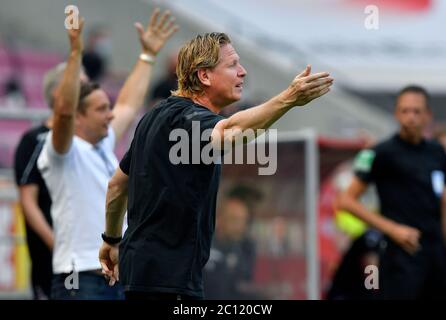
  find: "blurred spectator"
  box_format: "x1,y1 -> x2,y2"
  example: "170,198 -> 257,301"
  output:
269,216 -> 290,257
1,77 -> 26,109
146,50 -> 178,107
82,25 -> 111,82
204,197 -> 259,299
226,183 -> 263,218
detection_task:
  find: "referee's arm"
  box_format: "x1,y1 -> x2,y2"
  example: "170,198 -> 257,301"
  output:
338,176 -> 421,255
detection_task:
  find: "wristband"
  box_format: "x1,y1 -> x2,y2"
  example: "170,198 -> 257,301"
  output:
101,232 -> 122,245
139,53 -> 156,65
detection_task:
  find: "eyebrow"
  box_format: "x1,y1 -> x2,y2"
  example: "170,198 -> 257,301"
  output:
96,103 -> 110,110
227,57 -> 239,65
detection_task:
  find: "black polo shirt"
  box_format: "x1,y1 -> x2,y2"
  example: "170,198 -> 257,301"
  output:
14,125 -> 53,243
14,124 -> 53,296
354,133 -> 446,241
119,96 -> 225,297
14,125 -> 52,218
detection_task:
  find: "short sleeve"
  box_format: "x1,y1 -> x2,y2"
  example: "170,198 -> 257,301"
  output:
42,131 -> 74,160
183,109 -> 225,164
184,108 -> 224,130
119,138 -> 133,175
353,148 -> 378,183
119,113 -> 148,175
183,108 -> 225,143
37,131 -> 75,178
14,132 -> 40,185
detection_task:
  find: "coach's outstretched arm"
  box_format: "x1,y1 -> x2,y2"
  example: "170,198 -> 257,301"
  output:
99,167 -> 129,286
211,65 -> 333,148
111,8 -> 179,141
51,17 -> 84,154
338,176 -> 421,255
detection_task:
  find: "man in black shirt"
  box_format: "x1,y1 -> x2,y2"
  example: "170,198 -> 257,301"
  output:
15,125 -> 53,299
99,32 -> 333,300
339,85 -> 446,299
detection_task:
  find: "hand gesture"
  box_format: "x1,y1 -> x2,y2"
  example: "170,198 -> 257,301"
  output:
134,8 -> 179,56
279,65 -> 333,107
99,242 -> 119,286
389,223 -> 421,255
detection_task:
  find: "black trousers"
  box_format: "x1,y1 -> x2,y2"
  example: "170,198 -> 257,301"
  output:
27,236 -> 52,300
380,237 -> 446,300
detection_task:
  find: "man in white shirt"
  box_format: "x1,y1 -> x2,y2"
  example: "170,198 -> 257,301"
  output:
38,9 -> 178,299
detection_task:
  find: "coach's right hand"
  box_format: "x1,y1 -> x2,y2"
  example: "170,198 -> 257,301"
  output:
388,223 -> 421,255
99,242 -> 119,286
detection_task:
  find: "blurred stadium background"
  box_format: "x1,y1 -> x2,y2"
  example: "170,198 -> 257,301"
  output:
0,0 -> 444,299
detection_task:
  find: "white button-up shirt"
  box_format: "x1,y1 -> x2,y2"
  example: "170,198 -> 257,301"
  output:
38,127 -> 118,274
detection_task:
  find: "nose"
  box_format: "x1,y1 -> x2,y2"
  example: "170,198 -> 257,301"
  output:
407,111 -> 417,121
238,64 -> 247,77
108,110 -> 114,122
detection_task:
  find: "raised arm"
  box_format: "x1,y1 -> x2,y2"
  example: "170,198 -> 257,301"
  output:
111,8 -> 179,141
211,65 -> 333,148
52,17 -> 84,154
